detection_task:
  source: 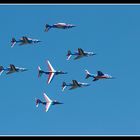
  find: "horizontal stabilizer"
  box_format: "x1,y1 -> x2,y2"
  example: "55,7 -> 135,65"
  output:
0,70 -> 4,75
38,66 -> 43,78
11,38 -> 16,48
66,50 -> 72,60
62,82 -> 67,91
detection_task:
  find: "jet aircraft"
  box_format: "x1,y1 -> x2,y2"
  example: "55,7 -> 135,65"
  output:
85,70 -> 114,81
35,93 -> 63,112
38,60 -> 67,84
62,80 -> 90,91
11,36 -> 41,48
66,48 -> 96,60
0,64 -> 28,75
45,22 -> 76,32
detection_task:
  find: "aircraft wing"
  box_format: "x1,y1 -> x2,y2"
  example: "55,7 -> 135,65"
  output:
72,80 -> 79,87
19,42 -> 26,45
93,78 -> 98,81
10,64 -> 16,71
97,71 -> 104,76
78,48 -> 85,55
47,60 -> 55,72
46,60 -> 55,84
69,86 -> 78,90
22,36 -> 29,43
74,55 -> 83,60
45,102 -> 51,112
43,93 -> 52,103
6,71 -> 15,75
43,93 -> 52,112
47,72 -> 55,84
73,80 -> 79,86
6,64 -> 17,74
68,80 -> 79,90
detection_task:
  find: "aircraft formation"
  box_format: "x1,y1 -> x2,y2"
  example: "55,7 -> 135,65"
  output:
1,22 -> 115,112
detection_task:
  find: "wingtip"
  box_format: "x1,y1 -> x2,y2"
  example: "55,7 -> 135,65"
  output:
47,80 -> 50,84
46,60 -> 49,63
38,66 -> 41,70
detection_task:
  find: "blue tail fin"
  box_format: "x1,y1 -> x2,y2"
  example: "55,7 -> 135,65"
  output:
0,66 -> 4,71
97,71 -> 104,76
62,82 -> 67,91
11,37 -> 16,43
45,24 -> 51,32
38,66 -> 44,78
35,98 -> 43,107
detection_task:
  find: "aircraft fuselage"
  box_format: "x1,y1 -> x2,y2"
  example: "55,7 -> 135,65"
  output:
52,101 -> 63,105
53,24 -> 75,29
42,71 -> 67,75
94,75 -> 112,80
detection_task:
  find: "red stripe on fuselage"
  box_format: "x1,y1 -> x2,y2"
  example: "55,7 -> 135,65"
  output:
95,76 -> 108,79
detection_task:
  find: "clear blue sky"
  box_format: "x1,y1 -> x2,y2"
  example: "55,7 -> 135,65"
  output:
0,4 -> 140,136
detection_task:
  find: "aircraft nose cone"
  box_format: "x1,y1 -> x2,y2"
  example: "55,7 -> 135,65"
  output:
61,72 -> 67,74
24,69 -> 28,71
72,25 -> 76,27
36,40 -> 41,43
55,102 -> 63,104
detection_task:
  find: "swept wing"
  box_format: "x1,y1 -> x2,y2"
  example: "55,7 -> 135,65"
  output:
47,60 -> 55,84
6,64 -> 17,74
43,93 -> 52,112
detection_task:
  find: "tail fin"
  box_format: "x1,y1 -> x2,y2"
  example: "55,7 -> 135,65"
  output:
35,98 -> 42,107
45,24 -> 51,32
38,66 -> 43,78
85,70 -> 92,79
0,66 -> 4,75
62,82 -> 67,92
67,50 -> 72,60
11,38 -> 16,48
